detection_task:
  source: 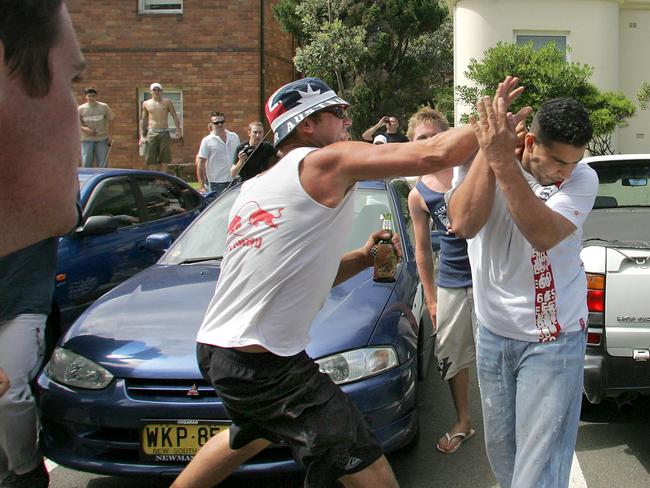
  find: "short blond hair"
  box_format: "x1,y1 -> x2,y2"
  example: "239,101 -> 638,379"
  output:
406,107 -> 449,140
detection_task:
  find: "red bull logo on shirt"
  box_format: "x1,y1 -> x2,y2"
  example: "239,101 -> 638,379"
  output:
226,201 -> 284,252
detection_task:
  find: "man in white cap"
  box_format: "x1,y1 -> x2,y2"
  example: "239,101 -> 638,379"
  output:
172,76 -> 526,488
139,82 -> 182,170
373,134 -> 387,145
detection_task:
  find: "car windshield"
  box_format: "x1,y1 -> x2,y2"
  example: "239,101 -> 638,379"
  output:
590,160 -> 650,208
162,186 -> 395,264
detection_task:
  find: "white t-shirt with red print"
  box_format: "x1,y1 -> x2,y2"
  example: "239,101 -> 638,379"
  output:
464,162 -> 598,342
197,147 -> 356,356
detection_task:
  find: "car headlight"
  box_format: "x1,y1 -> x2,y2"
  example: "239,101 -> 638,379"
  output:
316,347 -> 398,385
46,347 -> 114,389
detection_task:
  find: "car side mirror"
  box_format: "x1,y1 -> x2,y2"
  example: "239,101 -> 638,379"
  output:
145,233 -> 173,255
76,215 -> 120,237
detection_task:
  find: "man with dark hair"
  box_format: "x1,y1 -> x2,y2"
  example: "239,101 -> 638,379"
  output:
362,115 -> 409,143
171,76 -> 524,488
78,87 -> 115,167
0,2 -> 85,486
448,97 -> 596,488
196,112 -> 240,194
230,121 -> 278,181
0,0 -> 84,258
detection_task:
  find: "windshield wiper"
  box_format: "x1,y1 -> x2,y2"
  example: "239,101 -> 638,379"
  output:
179,256 -> 223,265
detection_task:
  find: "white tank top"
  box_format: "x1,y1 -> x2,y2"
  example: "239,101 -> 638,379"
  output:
197,147 -> 356,356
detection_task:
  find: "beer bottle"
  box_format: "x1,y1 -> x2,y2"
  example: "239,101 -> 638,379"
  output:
373,213 -> 397,283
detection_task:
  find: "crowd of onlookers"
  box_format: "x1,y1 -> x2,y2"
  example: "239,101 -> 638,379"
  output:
76,82 -> 420,198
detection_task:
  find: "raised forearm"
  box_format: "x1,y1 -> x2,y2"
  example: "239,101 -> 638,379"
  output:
447,151 -> 496,238
492,163 -> 573,251
361,122 -> 382,142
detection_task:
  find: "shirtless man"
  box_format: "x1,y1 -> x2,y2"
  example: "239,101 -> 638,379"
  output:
139,82 -> 183,169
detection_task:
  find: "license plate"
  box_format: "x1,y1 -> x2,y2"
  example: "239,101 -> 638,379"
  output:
140,419 -> 229,462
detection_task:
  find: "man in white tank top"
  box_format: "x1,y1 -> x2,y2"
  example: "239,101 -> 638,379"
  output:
173,76 -> 528,488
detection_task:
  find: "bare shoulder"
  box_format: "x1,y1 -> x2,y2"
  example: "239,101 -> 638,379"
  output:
408,186 -> 428,214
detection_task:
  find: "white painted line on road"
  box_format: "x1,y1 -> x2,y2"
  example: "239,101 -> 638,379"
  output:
570,452 -> 588,488
45,458 -> 58,473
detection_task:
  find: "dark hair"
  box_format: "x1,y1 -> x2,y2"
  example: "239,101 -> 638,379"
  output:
84,87 -> 97,95
531,98 -> 593,147
0,0 -> 64,98
210,111 -> 225,118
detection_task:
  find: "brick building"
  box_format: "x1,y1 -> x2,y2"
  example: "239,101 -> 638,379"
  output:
67,0 -> 295,173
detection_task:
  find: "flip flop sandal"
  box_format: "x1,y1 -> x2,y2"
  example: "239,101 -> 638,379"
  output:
436,428 -> 476,454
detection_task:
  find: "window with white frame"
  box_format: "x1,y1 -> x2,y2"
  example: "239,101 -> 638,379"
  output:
138,88 -> 183,137
139,0 -> 183,14
515,32 -> 568,56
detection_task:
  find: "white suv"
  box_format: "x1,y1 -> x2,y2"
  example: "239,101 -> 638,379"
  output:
581,154 -> 650,405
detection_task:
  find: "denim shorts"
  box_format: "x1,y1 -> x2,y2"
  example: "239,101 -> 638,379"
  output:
196,343 -> 383,487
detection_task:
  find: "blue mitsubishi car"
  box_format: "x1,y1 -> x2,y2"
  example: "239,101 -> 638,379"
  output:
49,168 -> 208,342
37,178 -> 434,479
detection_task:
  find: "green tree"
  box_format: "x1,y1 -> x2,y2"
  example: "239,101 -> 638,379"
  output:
457,42 -> 635,155
273,0 -> 453,137
637,81 -> 650,110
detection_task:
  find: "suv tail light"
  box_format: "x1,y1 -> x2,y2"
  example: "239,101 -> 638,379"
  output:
586,273 -> 605,346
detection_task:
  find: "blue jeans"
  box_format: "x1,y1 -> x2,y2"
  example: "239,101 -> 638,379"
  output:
208,181 -> 230,197
81,139 -> 109,168
0,314 -> 46,479
476,323 -> 586,488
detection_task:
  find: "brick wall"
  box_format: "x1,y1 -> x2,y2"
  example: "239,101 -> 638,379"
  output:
67,0 -> 294,173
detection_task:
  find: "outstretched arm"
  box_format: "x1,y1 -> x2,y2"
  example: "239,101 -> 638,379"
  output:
302,77 -> 527,209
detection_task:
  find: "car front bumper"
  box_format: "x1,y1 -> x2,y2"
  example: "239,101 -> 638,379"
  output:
37,357 -> 418,478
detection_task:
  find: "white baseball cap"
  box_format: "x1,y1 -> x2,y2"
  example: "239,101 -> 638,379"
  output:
150,82 -> 163,91
373,134 -> 388,145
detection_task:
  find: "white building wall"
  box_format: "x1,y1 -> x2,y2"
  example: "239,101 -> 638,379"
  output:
450,0 -> 620,148
619,8 -> 650,153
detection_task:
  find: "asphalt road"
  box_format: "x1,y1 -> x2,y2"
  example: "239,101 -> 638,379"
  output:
48,358 -> 650,488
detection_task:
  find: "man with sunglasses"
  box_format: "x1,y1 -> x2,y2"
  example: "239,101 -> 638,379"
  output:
196,112 -> 240,195
173,76 -> 526,488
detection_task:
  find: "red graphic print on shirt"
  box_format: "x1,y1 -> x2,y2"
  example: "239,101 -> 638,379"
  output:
226,201 -> 284,252
531,250 -> 561,342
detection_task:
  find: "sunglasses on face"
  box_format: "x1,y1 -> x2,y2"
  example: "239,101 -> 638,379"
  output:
320,106 -> 348,119
211,120 -> 225,125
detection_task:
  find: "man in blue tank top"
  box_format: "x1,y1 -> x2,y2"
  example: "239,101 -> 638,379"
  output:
407,107 -> 477,454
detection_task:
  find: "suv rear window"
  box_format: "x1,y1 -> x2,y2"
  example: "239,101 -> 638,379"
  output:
590,160 -> 650,208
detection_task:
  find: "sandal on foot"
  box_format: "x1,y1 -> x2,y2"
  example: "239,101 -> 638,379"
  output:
436,428 -> 476,454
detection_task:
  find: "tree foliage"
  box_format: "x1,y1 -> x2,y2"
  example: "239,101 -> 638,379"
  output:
457,42 -> 635,155
637,81 -> 650,110
272,0 -> 453,137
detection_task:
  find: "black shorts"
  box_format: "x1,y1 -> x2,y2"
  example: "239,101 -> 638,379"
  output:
196,343 -> 383,487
